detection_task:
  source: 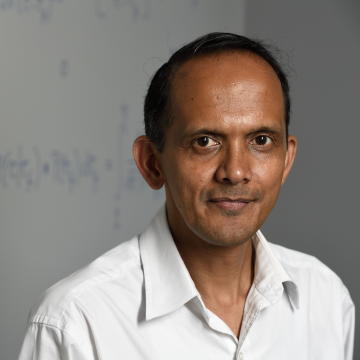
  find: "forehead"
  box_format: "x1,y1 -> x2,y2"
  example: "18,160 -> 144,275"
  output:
170,52 -> 285,133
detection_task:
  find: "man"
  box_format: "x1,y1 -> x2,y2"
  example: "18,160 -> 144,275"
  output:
19,33 -> 354,359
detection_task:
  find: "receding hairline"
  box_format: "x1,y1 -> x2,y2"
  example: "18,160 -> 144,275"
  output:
166,49 -> 284,125
172,50 -> 279,87
171,49 -> 274,82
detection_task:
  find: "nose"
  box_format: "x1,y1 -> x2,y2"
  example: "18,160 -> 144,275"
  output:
215,146 -> 252,185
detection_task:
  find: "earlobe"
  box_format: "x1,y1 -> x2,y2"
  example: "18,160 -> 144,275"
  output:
281,135 -> 297,185
133,136 -> 165,190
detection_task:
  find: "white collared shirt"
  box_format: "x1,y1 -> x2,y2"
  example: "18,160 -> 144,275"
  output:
18,204 -> 355,360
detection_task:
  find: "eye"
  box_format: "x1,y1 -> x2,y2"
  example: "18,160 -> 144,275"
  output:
194,136 -> 218,147
253,135 -> 272,146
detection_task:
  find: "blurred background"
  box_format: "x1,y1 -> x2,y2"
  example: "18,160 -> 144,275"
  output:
0,1 -> 358,358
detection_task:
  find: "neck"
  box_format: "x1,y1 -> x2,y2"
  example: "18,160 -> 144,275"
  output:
166,202 -> 255,338
173,227 -> 254,304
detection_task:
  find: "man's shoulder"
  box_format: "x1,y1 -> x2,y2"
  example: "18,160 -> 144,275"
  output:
268,242 -> 351,300
28,235 -> 142,328
268,241 -> 335,275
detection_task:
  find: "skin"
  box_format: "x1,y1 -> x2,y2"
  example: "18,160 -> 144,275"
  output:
133,52 -> 297,338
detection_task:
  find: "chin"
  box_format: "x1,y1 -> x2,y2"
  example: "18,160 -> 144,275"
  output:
190,218 -> 258,247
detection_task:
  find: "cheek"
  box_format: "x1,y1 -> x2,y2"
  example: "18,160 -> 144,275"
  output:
165,156 -> 215,204
252,155 -> 284,201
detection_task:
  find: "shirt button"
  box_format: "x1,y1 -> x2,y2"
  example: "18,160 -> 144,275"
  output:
238,352 -> 244,360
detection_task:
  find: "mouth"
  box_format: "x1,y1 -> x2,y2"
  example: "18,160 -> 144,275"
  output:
209,197 -> 253,211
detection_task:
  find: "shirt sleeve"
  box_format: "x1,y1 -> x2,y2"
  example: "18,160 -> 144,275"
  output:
341,283 -> 355,360
18,323 -> 88,360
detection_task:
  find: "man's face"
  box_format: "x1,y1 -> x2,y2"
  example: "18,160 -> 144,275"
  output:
158,52 -> 293,246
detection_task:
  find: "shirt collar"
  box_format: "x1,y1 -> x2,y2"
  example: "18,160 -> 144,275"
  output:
252,230 -> 299,309
139,203 -> 198,321
139,204 -> 299,321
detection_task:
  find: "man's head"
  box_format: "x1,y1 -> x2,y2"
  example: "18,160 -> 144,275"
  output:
144,33 -> 291,153
134,33 -> 297,247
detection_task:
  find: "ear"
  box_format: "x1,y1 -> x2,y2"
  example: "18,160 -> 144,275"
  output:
281,135 -> 297,185
133,136 -> 165,190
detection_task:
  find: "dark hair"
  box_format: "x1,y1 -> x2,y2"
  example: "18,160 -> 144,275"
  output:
144,32 -> 291,152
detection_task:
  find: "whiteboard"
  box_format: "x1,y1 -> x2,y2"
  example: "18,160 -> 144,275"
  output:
0,1 -> 246,358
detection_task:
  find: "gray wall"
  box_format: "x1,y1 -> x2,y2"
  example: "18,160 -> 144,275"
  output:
0,2 -> 246,359
1,1 -> 359,358
247,0 -> 360,356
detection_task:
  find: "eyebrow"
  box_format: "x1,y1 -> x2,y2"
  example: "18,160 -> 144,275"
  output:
179,125 -> 284,141
180,127 -> 224,140
250,126 -> 284,139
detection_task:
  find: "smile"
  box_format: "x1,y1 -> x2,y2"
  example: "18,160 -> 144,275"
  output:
209,198 -> 252,211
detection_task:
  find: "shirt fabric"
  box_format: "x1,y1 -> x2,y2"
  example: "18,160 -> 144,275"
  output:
18,203 -> 355,360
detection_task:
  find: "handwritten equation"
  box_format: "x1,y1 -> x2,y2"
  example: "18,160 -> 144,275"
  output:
94,0 -> 151,21
0,0 -> 64,23
0,143 -> 150,195
0,105 -> 165,229
0,145 -> 99,193
0,0 -> 199,23
0,140 -> 146,196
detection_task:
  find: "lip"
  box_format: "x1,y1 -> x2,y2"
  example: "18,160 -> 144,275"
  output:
209,197 -> 253,211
